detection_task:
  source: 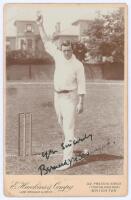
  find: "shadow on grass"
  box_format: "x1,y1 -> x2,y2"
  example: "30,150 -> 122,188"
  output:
72,151 -> 123,169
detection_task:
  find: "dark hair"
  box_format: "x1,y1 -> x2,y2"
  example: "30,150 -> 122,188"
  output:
61,40 -> 72,49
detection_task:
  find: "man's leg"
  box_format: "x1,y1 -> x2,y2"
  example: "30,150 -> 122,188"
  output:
59,92 -> 77,167
54,92 -> 63,128
62,104 -> 75,162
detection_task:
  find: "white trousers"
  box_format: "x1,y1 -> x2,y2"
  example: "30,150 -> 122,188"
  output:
54,91 -> 77,162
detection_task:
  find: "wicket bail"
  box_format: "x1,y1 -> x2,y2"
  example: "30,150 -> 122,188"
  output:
18,112 -> 32,156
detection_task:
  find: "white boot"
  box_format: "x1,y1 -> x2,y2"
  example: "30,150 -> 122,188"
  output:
55,164 -> 71,171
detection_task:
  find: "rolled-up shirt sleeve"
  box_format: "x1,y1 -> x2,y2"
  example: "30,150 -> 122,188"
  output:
76,63 -> 86,95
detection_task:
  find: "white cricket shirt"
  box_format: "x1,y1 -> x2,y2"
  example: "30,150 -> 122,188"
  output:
45,42 -> 86,94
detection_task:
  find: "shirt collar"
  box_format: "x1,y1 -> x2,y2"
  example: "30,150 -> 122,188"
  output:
62,54 -> 76,63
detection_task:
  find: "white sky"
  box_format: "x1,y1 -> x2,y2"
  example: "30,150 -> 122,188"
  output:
4,4 -> 119,36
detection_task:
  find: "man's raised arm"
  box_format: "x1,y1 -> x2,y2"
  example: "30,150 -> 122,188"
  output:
36,12 -> 59,58
36,13 -> 48,44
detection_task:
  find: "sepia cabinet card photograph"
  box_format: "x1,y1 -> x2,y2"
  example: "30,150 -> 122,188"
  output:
4,3 -> 128,197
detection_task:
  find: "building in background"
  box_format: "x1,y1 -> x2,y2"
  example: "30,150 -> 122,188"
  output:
72,19 -> 92,40
6,19 -> 92,53
6,19 -> 91,56
6,19 -> 112,63
53,23 -> 79,49
6,20 -> 45,58
53,19 -> 92,47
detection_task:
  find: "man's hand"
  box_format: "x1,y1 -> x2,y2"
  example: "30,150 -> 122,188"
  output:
36,11 -> 43,26
76,94 -> 84,114
76,103 -> 83,114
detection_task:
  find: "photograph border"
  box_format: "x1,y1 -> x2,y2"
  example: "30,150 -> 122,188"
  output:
1,0 -> 129,198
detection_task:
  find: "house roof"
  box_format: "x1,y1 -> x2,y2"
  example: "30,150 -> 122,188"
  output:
6,36 -> 16,39
72,19 -> 92,26
6,31 -> 17,37
14,20 -> 36,26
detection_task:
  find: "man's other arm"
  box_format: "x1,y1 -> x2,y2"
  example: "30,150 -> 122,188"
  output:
76,63 -> 86,114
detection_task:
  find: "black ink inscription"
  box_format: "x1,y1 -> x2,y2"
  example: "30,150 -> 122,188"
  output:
61,134 -> 92,150
42,149 -> 58,160
38,154 -> 88,175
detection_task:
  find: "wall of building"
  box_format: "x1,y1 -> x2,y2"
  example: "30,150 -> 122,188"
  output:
79,21 -> 88,36
6,37 -> 16,51
15,21 -> 39,36
14,21 -> 40,53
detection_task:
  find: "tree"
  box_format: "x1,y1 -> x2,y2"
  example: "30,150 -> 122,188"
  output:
84,8 -> 124,63
85,18 -> 105,59
102,8 -> 124,63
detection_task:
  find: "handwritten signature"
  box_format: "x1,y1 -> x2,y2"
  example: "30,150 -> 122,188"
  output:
41,133 -> 92,160
38,153 -> 89,175
38,133 -> 115,175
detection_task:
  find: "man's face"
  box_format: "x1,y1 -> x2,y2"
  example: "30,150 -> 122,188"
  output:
62,45 -> 73,60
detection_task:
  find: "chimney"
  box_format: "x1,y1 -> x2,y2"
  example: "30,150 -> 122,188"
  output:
55,22 -> 61,33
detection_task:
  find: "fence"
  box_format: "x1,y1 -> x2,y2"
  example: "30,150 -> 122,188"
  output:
6,62 -> 124,81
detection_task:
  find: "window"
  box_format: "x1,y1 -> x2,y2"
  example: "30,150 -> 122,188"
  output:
20,39 -> 25,49
26,24 -> 32,32
27,39 -> 32,49
6,41 -> 11,51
